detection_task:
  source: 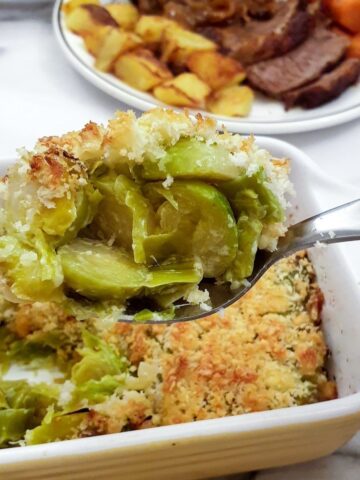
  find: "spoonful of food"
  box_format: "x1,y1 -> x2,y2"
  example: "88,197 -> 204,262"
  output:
1,112 -> 358,325
123,198 -> 360,324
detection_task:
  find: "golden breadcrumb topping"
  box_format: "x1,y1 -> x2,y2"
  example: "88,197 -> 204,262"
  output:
110,252 -> 335,426
3,252 -> 336,435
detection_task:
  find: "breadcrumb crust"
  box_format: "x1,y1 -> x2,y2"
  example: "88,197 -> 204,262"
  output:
2,252 -> 336,438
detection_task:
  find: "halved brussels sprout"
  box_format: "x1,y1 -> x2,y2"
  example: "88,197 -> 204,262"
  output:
3,148 -> 100,245
147,259 -> 202,287
93,175 -> 155,263
143,181 -> 238,277
0,233 -> 63,302
59,239 -> 148,301
139,138 -> 240,181
58,186 -> 103,246
59,239 -> 202,301
218,169 -> 284,223
224,215 -> 263,284
40,196 -> 77,238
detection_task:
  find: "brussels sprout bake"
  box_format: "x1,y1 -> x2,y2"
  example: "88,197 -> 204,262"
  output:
0,252 -> 336,447
0,109 -> 292,316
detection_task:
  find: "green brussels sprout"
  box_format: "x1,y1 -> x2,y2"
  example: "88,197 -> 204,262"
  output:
0,409 -> 32,447
224,215 -> 263,284
59,238 -> 148,301
70,375 -> 122,407
2,148 -> 100,242
92,175 -> 155,263
59,238 -> 203,302
218,169 -> 284,224
71,331 -> 128,385
147,259 -> 203,287
66,331 -> 127,408
0,233 -> 63,302
143,181 -> 238,277
57,186 -> 103,246
25,410 -> 88,445
139,138 -> 239,181
0,380 -> 59,446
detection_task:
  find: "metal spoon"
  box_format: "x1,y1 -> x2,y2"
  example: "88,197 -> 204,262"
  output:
122,199 -> 360,325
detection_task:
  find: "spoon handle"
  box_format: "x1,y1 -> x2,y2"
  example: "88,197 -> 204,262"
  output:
276,198 -> 360,257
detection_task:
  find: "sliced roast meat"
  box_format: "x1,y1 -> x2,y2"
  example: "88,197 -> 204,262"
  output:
247,28 -> 349,97
137,0 -> 281,24
282,58 -> 360,109
200,0 -> 311,65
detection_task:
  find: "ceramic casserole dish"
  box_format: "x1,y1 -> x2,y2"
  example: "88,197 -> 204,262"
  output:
1,137 -> 360,480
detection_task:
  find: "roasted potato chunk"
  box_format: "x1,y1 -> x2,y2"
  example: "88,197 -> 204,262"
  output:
348,33 -> 360,58
95,29 -> 142,72
161,27 -> 217,66
153,73 -> 211,107
65,4 -> 118,35
135,15 -> 177,44
207,86 -> 254,117
114,49 -> 173,91
104,3 -> 139,31
187,51 -> 246,90
324,0 -> 360,34
83,27 -> 111,56
62,0 -> 99,15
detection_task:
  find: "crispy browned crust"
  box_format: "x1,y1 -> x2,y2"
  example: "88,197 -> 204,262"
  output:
5,252 -> 335,434
113,252 -> 336,426
29,147 -> 84,191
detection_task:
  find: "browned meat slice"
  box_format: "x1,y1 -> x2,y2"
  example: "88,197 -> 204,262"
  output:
282,58 -> 360,109
246,28 -> 349,96
136,0 -> 280,24
200,0 -> 311,65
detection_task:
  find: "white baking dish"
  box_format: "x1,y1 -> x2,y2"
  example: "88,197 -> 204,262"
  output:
0,137 -> 360,479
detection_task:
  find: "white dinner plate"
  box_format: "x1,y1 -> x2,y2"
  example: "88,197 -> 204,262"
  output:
53,0 -> 360,134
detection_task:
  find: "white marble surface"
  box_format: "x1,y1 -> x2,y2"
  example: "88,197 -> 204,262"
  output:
0,3 -> 360,479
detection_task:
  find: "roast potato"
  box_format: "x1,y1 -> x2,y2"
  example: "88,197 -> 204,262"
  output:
207,85 -> 254,117
104,3 -> 139,30
187,51 -> 246,90
348,33 -> 360,58
324,0 -> 360,34
161,27 -> 217,66
62,0 -> 99,15
153,73 -> 211,107
114,49 -> 173,91
135,15 -> 177,44
83,27 -> 111,56
95,29 -> 142,72
65,4 -> 118,35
